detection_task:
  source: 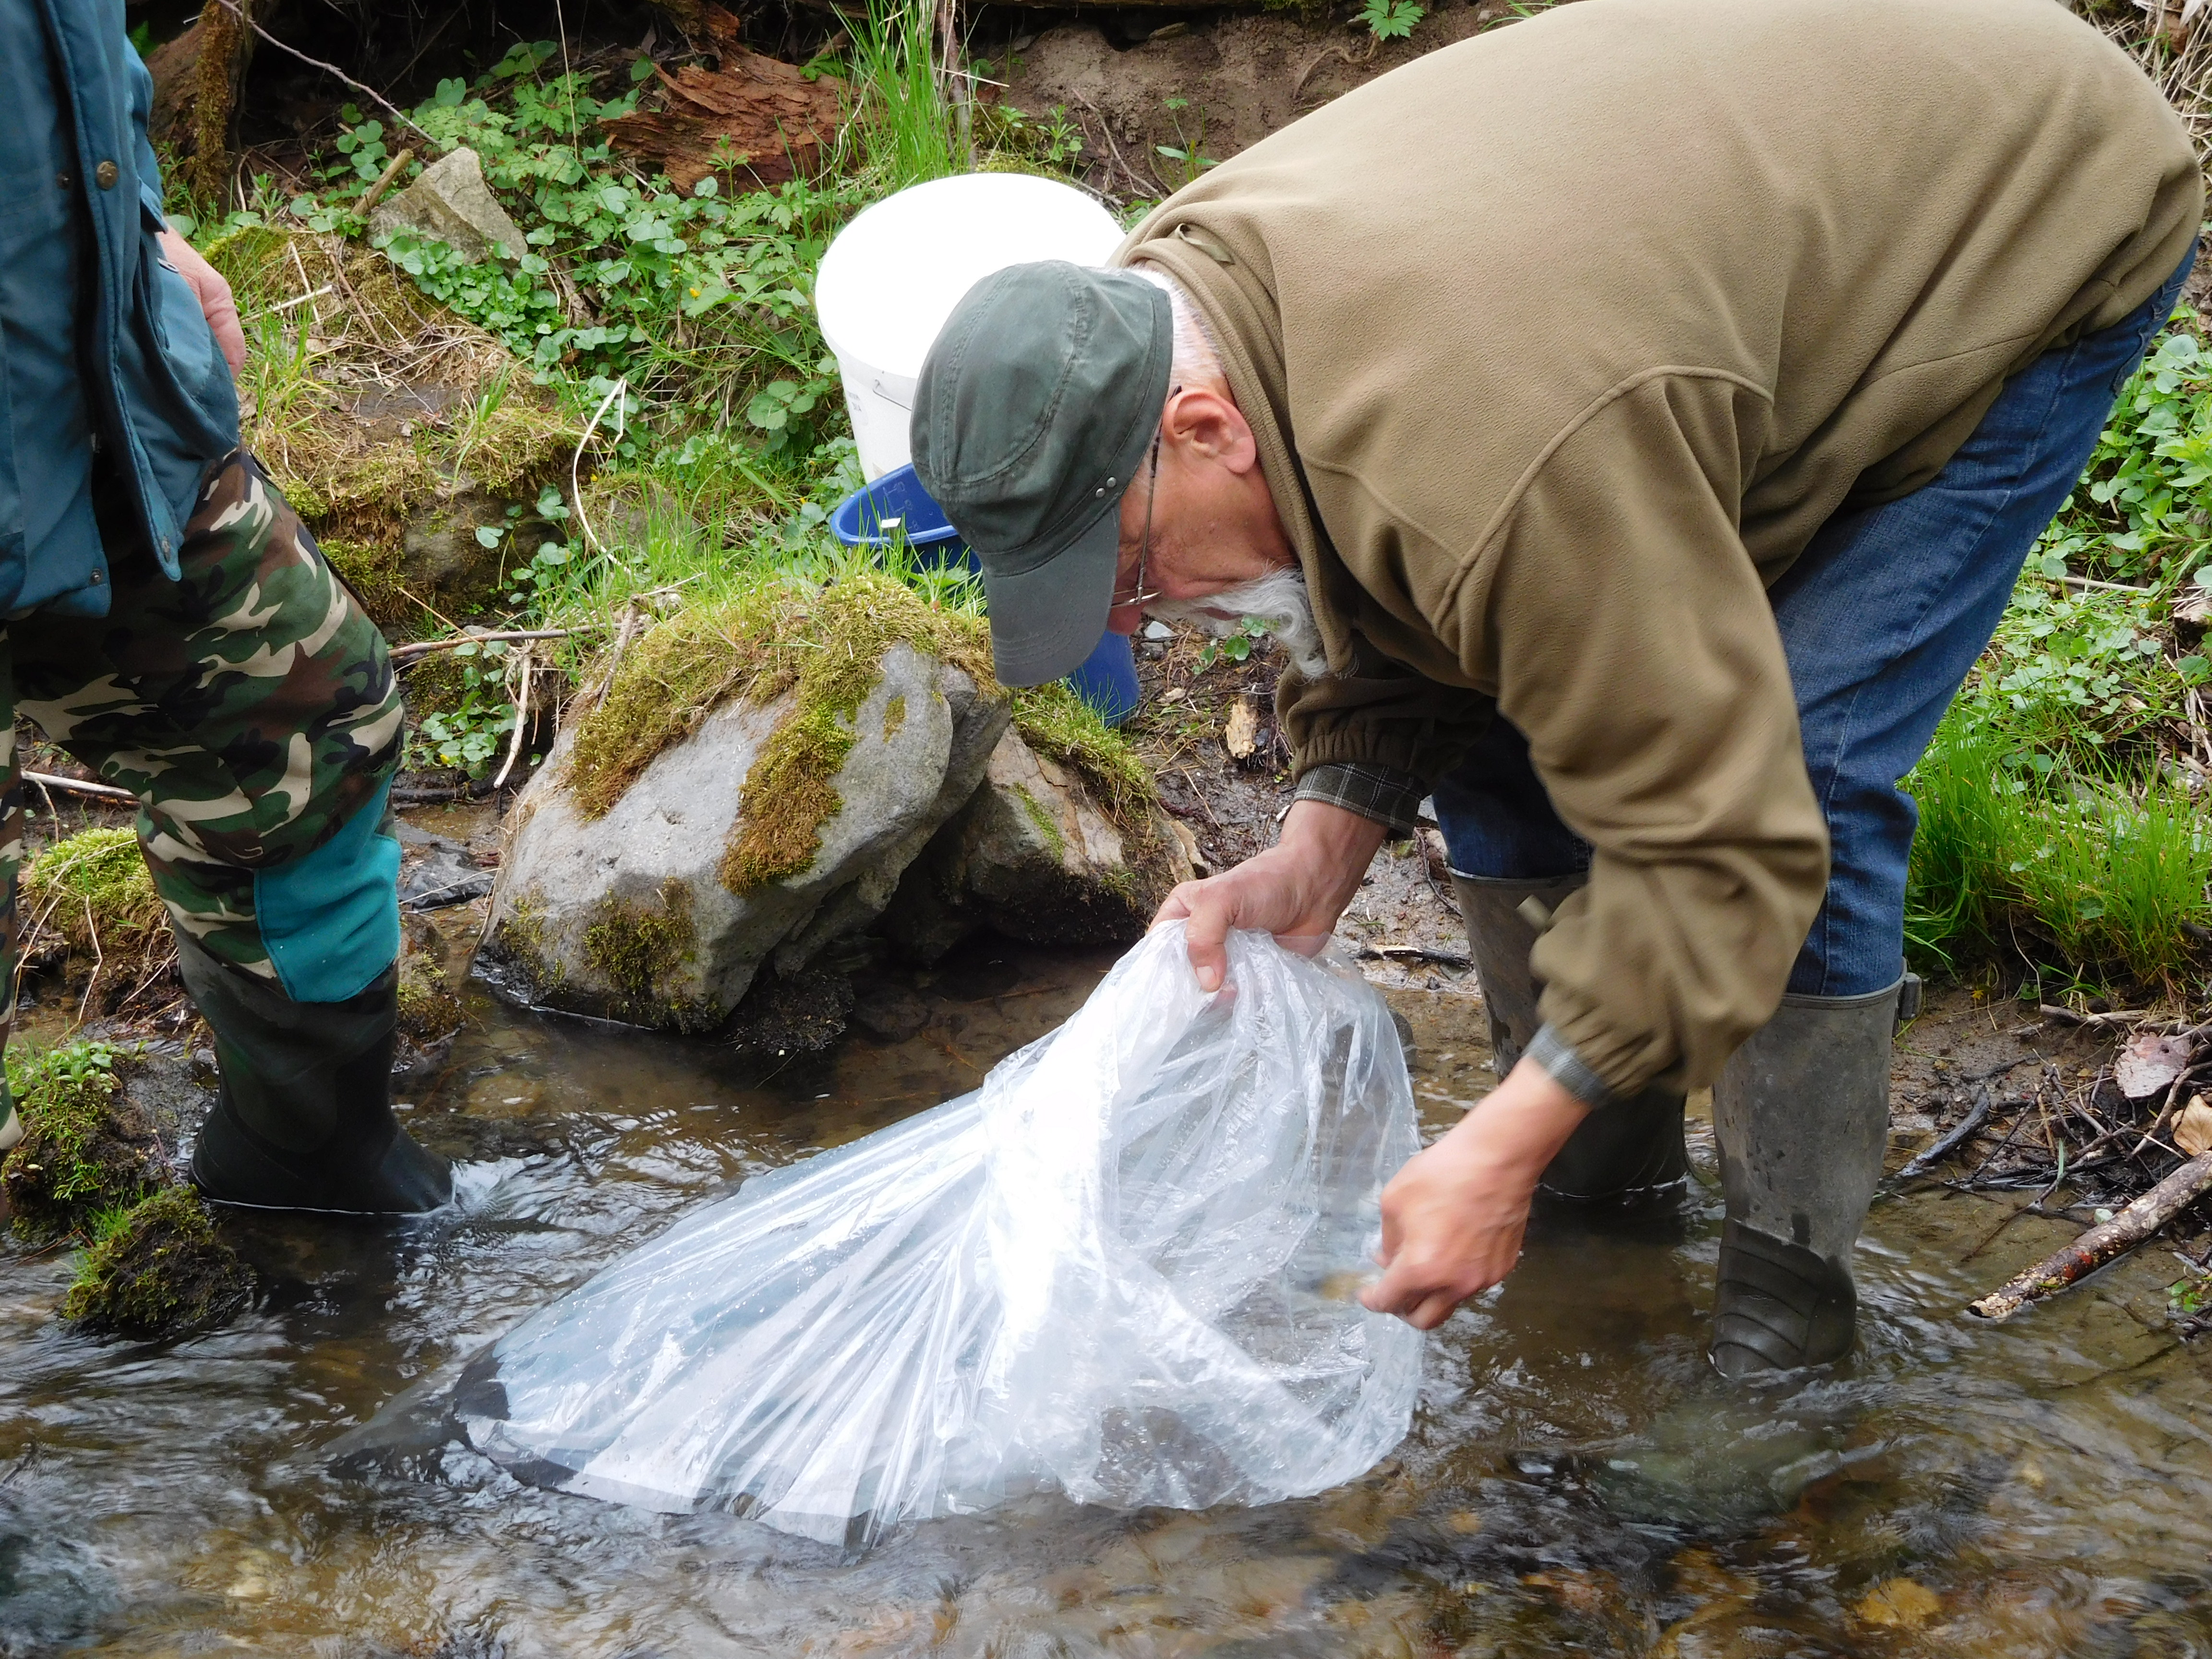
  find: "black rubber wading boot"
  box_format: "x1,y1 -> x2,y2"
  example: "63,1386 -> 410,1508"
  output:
1709,980 -> 1903,1377
176,932 -> 453,1215
1451,872 -> 1689,1203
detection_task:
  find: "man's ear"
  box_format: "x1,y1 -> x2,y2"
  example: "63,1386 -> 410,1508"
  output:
1165,385 -> 1260,474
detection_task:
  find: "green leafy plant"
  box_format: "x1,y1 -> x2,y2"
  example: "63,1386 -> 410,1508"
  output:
1358,0 -> 1427,40
410,640 -> 520,776
1156,97 -> 1219,191
1196,617 -> 1271,670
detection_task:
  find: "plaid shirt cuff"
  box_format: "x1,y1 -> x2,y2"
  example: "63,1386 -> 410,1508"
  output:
1526,1022 -> 1620,1109
1292,762 -> 1426,836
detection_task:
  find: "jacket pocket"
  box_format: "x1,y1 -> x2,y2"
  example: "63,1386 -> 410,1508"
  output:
122,199 -> 240,569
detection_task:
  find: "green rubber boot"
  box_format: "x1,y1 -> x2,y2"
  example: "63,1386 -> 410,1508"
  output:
177,932 -> 452,1215
1452,872 -> 1689,1202
1709,980 -> 1904,1376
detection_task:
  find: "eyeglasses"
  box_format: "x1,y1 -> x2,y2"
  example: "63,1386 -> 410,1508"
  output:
1110,387 -> 1179,610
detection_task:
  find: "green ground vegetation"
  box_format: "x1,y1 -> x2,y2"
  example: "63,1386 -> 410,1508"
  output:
172,1 -> 1077,780
20,827 -> 168,978
0,1041 -> 158,1241
1904,315 -> 2212,995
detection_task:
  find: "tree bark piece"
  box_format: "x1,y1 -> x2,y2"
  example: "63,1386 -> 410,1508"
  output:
1969,1148 -> 2212,1320
601,4 -> 843,192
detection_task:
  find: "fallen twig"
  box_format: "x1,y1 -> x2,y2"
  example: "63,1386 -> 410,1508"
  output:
491,646 -> 534,791
1970,1147 -> 2212,1320
390,628 -> 597,663
23,770 -> 133,804
1899,1085 -> 2001,1180
1359,944 -> 1474,970
2039,1003 -> 2151,1028
354,146 -> 416,216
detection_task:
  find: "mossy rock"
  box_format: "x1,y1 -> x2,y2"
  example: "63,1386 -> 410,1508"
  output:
20,828 -> 169,998
882,724 -> 1192,964
2,1042 -> 163,1242
204,225 -> 579,635
397,931 -> 466,1045
480,580 -> 1011,1033
62,1187 -> 253,1339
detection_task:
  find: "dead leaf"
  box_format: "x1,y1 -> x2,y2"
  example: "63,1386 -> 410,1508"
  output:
1857,1577 -> 1942,1629
1224,695 -> 1261,760
2177,590 -> 2212,628
2177,1094 -> 2212,1158
2116,1031 -> 2194,1099
1169,817 -> 1208,878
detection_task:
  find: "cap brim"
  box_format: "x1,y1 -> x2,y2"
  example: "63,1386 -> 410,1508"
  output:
980,502 -> 1122,687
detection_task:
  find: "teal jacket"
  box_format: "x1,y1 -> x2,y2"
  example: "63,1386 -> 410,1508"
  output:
0,0 -> 240,617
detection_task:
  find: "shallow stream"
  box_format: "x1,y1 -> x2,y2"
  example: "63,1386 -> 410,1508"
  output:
1,938 -> 2207,1657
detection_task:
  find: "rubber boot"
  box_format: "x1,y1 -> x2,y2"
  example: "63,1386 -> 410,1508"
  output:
1708,980 -> 1902,1376
177,931 -> 453,1215
1452,873 -> 1689,1201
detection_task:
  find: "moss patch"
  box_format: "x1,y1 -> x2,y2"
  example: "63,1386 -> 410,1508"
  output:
22,826 -> 167,963
579,879 -> 715,1027
2,1042 -> 160,1242
1012,783 -> 1069,863
882,693 -> 907,743
1012,684 -> 1159,838
397,938 -> 465,1044
63,1187 -> 253,1338
564,568 -> 996,894
720,579 -> 996,895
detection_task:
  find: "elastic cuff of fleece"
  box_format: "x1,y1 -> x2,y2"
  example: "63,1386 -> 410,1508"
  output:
1526,1022 -> 1620,1109
1292,762 -> 1427,836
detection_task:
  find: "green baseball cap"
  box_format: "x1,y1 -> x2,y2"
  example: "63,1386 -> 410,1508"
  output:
910,261 -> 1172,686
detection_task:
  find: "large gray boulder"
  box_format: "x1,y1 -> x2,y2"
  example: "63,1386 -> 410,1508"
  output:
479,643 -> 1008,1030
371,147 -> 532,264
882,728 -> 1196,963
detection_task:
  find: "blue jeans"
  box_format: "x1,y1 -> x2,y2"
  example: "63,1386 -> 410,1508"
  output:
1435,251 -> 2195,998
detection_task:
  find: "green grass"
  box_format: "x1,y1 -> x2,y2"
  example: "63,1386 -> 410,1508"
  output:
1902,314 -> 2212,997
1905,707 -> 2212,991
840,0 -> 968,192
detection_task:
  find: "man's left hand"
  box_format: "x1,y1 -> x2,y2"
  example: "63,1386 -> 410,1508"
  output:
157,228 -> 246,377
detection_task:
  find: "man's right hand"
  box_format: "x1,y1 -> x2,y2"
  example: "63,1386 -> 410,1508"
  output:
1151,799 -> 1388,991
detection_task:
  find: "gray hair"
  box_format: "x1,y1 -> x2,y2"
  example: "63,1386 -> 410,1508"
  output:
1146,569 -> 1330,682
1131,264 -> 1227,390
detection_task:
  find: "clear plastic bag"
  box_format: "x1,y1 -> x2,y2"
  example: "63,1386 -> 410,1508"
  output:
456,924 -> 1423,1545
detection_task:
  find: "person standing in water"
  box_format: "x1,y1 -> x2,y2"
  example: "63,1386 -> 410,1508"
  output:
0,0 -> 448,1214
908,0 -> 2199,1372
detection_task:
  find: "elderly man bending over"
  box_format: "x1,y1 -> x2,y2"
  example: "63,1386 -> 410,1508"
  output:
909,0 -> 2199,1372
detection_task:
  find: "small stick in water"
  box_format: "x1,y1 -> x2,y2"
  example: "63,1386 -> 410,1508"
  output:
1969,1148 -> 2212,1321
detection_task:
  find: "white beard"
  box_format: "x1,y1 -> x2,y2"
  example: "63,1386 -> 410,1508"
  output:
1146,570 -> 1330,680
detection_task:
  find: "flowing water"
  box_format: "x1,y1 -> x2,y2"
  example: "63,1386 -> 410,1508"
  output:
0,936 -> 2208,1658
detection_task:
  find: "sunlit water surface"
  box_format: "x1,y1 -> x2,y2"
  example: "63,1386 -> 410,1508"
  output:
1,940 -> 2207,1657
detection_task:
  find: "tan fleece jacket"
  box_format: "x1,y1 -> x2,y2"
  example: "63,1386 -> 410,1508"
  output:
1117,0 -> 2200,1101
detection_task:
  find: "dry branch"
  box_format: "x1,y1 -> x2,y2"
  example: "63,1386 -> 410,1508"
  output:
1970,1147 -> 2212,1319
23,771 -> 135,804
390,628 -> 598,663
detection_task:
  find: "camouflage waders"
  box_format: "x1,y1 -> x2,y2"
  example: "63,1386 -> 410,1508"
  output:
0,453 -> 451,1212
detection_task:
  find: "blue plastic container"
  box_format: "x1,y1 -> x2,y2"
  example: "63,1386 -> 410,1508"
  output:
830,464 -> 1141,727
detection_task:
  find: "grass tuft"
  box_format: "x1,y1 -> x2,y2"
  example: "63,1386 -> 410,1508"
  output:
21,827 -> 168,971
1011,682 -> 1158,838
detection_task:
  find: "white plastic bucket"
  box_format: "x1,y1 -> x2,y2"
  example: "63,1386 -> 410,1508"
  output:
815,173 -> 1126,481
